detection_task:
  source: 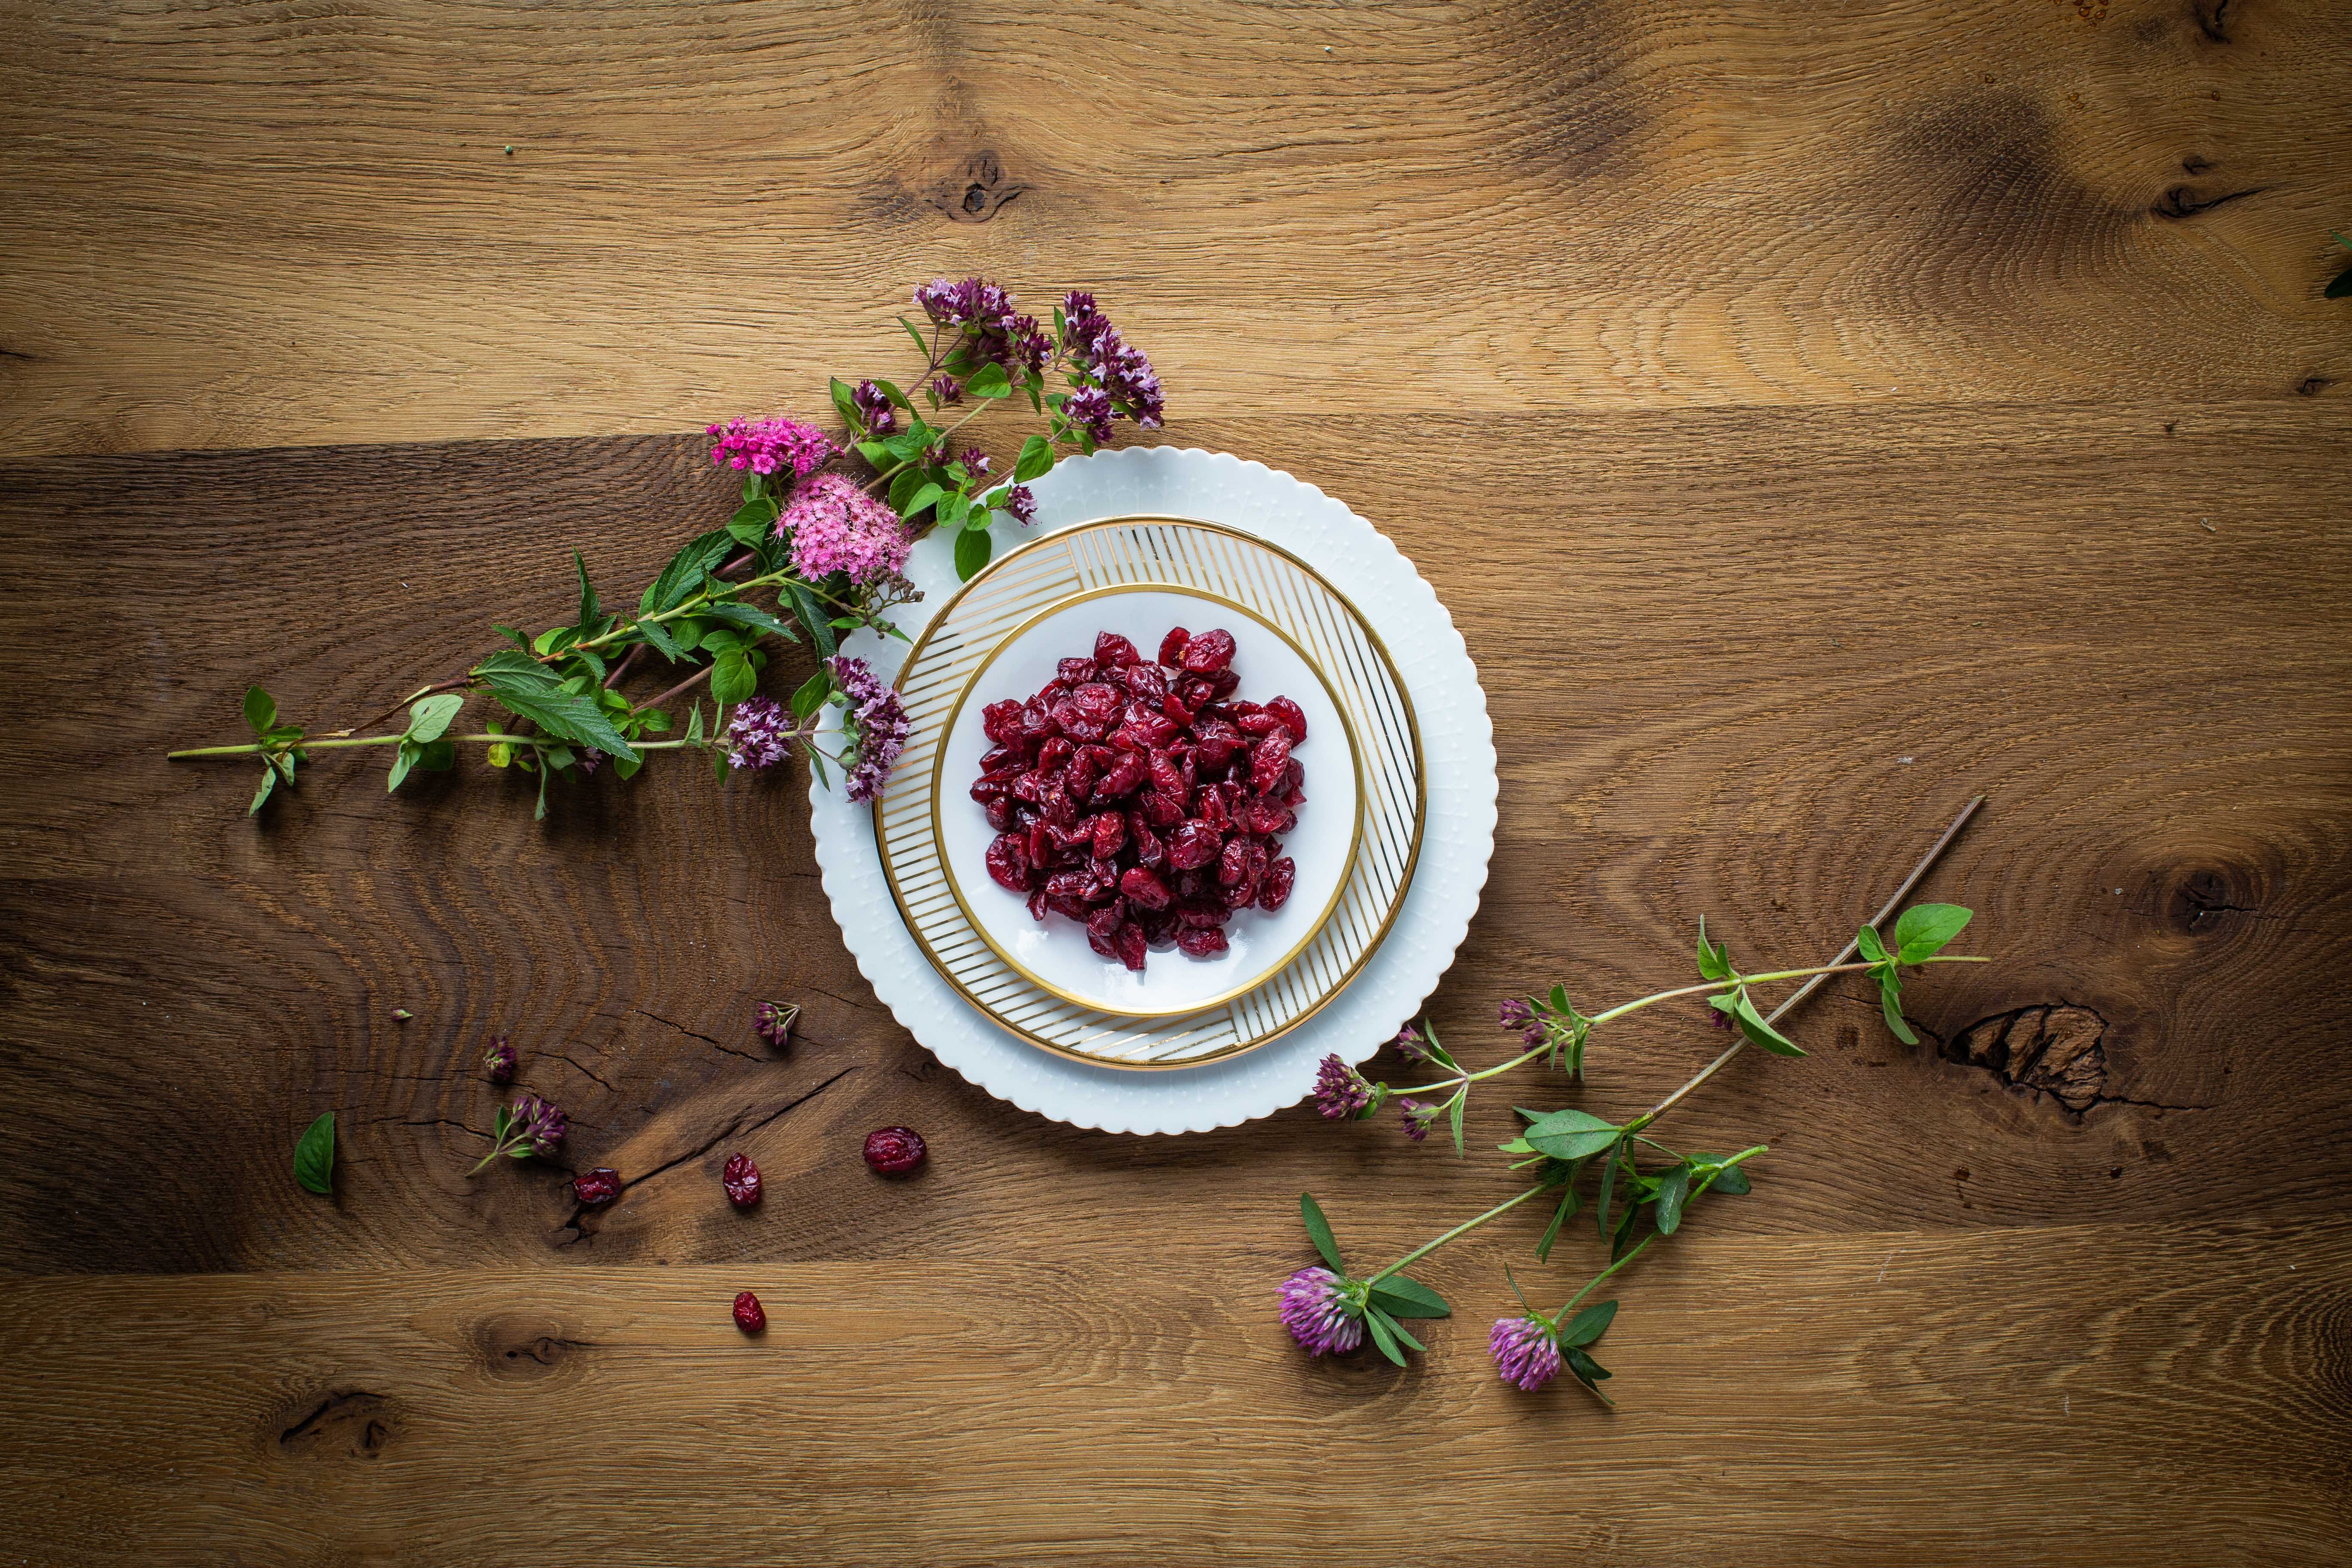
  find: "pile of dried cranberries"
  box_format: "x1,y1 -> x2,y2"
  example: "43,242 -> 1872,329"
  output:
972,626 -> 1306,973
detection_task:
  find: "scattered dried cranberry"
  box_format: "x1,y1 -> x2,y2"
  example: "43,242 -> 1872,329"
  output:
732,1290 -> 766,1334
722,1152 -> 762,1208
967,625 -> 1311,975
864,1125 -> 928,1175
572,1167 -> 622,1206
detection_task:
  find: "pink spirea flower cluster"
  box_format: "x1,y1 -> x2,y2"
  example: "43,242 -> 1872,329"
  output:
707,414 -> 837,479
781,473 -> 912,585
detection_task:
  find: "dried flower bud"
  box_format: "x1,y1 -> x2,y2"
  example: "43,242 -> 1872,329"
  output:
482,1036 -> 517,1085
753,1000 -> 799,1050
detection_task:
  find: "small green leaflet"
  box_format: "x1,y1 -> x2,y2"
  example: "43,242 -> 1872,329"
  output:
1558,1299 -> 1616,1348
1565,1344 -> 1613,1401
250,767 -> 276,815
710,649 -> 757,705
1535,1176 -> 1581,1261
1299,1191 -> 1343,1271
1695,916 -> 1733,981
728,496 -> 780,547
1595,1134 -> 1624,1239
1371,1307 -> 1425,1354
1366,1274 -> 1450,1319
785,582 -> 837,659
955,527 -> 992,580
638,530 -> 733,618
1448,1093 -> 1466,1155
1856,924 -> 1888,963
686,701 -> 705,744
1879,966 -> 1916,1043
700,601 -> 796,641
1363,1308 -> 1406,1366
790,669 -> 832,723
1731,989 -> 1804,1057
1014,434 -> 1054,482
898,315 -> 930,356
965,361 -> 1011,399
243,686 -> 277,735
1520,1107 -> 1620,1161
830,376 -> 859,429
1653,1163 -> 1691,1234
1892,902 -> 1971,964
574,549 -> 599,628
405,692 -> 464,743
294,1111 -> 335,1194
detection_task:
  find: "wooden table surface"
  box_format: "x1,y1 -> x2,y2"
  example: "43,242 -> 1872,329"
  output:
4,2 -> 2349,1562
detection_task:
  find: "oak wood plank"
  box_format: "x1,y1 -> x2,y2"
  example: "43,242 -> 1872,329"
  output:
0,403 -> 2344,1279
1,0 -> 2348,454
0,1219 -> 2343,1564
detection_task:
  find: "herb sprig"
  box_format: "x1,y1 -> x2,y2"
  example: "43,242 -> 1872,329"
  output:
1286,798 -> 1991,1400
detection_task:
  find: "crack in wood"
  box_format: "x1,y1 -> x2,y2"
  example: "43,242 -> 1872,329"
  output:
1944,1004 -> 2213,1118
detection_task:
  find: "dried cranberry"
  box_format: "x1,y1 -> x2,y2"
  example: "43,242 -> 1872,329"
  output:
1181,628 -> 1236,673
721,1152 -> 763,1208
1167,820 -> 1223,870
1123,663 -> 1168,704
1258,856 -> 1296,911
1058,657 -> 1096,686
986,832 -> 1032,892
1265,696 -> 1308,743
1120,864 -> 1174,909
1090,811 -> 1127,857
1114,920 -> 1148,971
864,1126 -> 927,1175
1159,627 -> 1191,665
572,1167 -> 622,1206
1177,926 -> 1231,958
1250,732 -> 1293,795
733,1291 -> 767,1334
1095,631 -> 1141,667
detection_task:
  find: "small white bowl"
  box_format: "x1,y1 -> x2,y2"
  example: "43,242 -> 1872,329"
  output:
931,584 -> 1363,1018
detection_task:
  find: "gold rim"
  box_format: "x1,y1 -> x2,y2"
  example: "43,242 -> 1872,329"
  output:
928,582 -> 1368,1018
873,514 -> 1428,1071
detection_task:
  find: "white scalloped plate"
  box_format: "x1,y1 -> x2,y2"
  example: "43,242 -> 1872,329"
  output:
809,447 -> 1497,1134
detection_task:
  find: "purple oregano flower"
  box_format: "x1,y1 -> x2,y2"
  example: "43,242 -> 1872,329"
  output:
829,655 -> 910,804
1313,1054 -> 1372,1120
726,696 -> 792,772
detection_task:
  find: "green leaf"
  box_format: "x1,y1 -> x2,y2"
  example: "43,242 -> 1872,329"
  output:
1654,1163 -> 1691,1235
293,1111 -> 335,1195
874,377 -> 913,412
1733,989 -> 1805,1057
686,701 -> 706,744
1521,1107 -> 1620,1161
1709,1163 -> 1753,1196
955,527 -> 992,580
1696,915 -> 1733,981
701,601 -> 796,641
1299,1191 -> 1343,1271
415,737 -> 456,772
1363,1308 -> 1406,1366
1558,1299 -> 1617,1348
830,375 -> 859,429
387,740 -> 417,793
242,686 -> 276,735
574,549 -> 599,628
1595,1139 -> 1621,1240
1856,924 -> 1888,963
710,649 -> 757,705
899,314 -> 931,357
1564,1344 -> 1614,1401
727,496 -> 780,547
1893,902 -> 1972,964
790,669 -> 833,722
784,582 -> 837,659
904,481 -> 945,519
888,466 -> 924,511
1535,1179 -> 1580,1261
249,766 -> 277,815
858,439 -> 896,468
405,692 -> 464,743
1014,433 -> 1054,483
638,530 -> 733,618
1367,1275 -> 1451,1319
2330,263 -> 2352,300
965,361 -> 1011,399
612,753 -> 642,780
1448,1092 -> 1466,1156
481,676 -> 640,763
1879,968 -> 1917,1045
1375,1308 -> 1427,1354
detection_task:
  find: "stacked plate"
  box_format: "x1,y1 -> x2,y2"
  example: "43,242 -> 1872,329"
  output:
811,449 -> 1496,1134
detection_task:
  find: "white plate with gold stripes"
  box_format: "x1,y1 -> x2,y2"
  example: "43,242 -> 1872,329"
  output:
873,516 -> 1424,1068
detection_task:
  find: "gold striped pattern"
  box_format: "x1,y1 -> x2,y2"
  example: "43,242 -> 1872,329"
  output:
873,516 -> 1426,1069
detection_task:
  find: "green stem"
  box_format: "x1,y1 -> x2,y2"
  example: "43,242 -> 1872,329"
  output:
1556,1234 -> 1658,1320
1364,1185 -> 1546,1286
859,396 -> 1003,496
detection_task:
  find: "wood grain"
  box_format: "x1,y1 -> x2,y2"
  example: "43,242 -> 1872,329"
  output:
1,1219 -> 2345,1564
2,0 -> 2349,455
3,0 -> 2349,1558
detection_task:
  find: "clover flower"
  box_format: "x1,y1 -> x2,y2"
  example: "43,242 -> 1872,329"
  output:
1394,1023 -> 1431,1063
707,415 -> 837,480
829,656 -> 910,804
726,696 -> 792,772
850,380 -> 897,437
1498,997 -> 1535,1030
1398,1097 -> 1438,1142
781,473 -> 912,586
1489,1315 -> 1564,1391
1313,1054 -> 1372,1119
469,1091 -> 569,1174
1278,1266 -> 1365,1357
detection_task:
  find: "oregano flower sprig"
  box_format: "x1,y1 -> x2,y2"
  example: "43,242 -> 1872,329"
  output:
165,278 -> 1164,818
1285,800 -> 1992,1400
